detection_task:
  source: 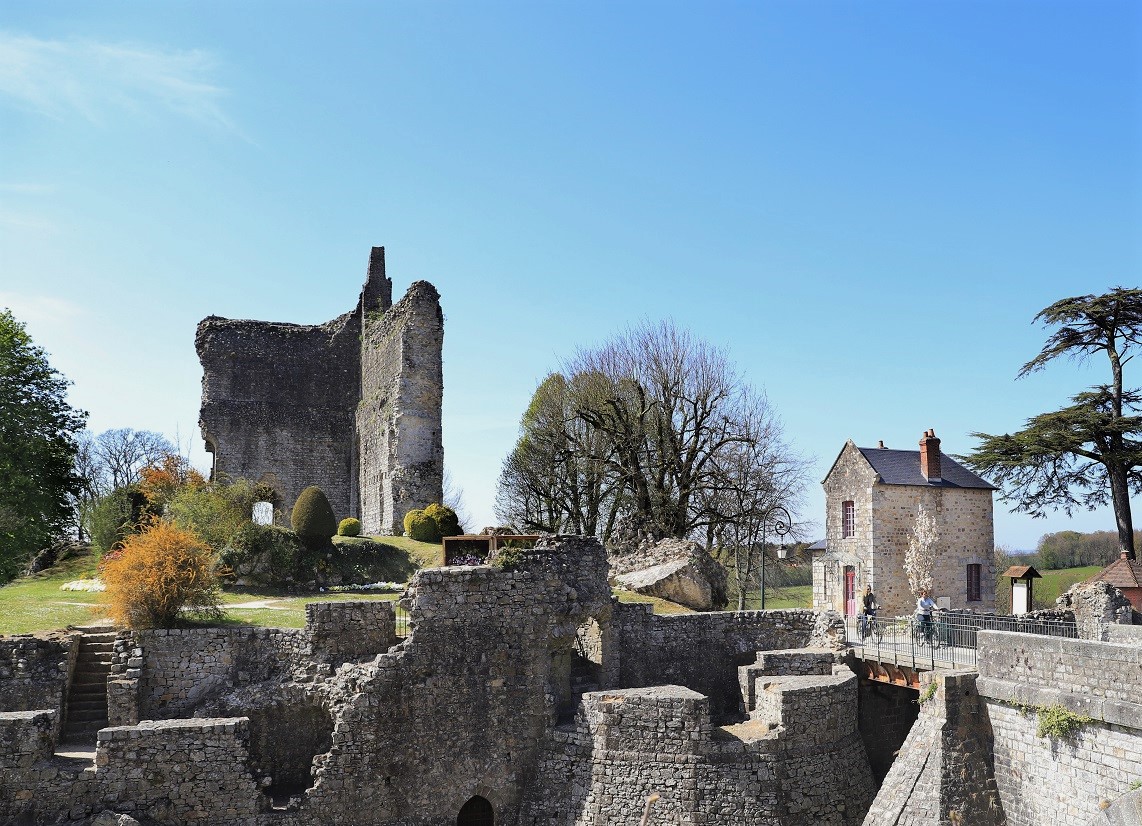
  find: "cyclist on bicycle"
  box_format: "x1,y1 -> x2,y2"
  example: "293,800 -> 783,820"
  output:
916,588 -> 937,643
860,585 -> 878,638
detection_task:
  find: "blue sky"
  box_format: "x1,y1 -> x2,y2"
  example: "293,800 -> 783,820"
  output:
1,1 -> 1140,550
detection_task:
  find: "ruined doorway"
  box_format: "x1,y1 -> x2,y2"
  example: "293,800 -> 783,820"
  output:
457,795 -> 494,826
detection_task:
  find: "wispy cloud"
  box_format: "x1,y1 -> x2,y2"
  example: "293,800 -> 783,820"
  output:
0,182 -> 56,195
0,32 -> 238,133
0,292 -> 84,325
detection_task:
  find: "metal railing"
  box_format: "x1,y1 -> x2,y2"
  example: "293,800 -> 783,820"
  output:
395,606 -> 411,639
844,611 -> 1078,670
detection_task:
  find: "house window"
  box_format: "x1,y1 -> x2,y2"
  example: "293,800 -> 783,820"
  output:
842,501 -> 855,538
967,563 -> 982,602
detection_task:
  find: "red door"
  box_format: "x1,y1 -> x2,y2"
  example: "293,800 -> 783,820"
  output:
844,567 -> 857,616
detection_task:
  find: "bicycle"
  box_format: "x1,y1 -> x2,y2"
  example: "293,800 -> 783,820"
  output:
913,613 -> 943,649
859,613 -> 883,645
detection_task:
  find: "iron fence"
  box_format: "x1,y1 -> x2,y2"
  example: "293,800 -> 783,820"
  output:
395,606 -> 411,638
844,611 -> 1078,670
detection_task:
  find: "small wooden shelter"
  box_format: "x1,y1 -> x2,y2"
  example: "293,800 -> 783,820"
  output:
1002,565 -> 1041,615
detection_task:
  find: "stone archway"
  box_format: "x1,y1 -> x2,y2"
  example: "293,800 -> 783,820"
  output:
457,795 -> 494,826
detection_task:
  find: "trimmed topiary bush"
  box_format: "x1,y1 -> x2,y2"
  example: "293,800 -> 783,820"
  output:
291,486 -> 337,549
338,517 -> 362,537
403,508 -> 440,542
424,503 -> 462,538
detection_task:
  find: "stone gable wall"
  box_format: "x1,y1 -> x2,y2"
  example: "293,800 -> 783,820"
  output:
817,442 -> 877,613
871,485 -> 995,617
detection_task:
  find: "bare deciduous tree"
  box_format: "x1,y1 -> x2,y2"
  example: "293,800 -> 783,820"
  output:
496,321 -> 809,557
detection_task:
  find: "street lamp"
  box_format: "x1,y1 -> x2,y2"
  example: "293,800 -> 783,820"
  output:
760,505 -> 792,610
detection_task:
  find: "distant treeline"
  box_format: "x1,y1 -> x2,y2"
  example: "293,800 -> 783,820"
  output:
1034,530 -> 1139,570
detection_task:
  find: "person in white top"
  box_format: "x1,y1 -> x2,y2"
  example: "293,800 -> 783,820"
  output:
916,588 -> 937,642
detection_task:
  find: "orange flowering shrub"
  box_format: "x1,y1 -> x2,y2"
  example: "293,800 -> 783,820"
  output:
101,520 -> 221,628
138,454 -> 206,509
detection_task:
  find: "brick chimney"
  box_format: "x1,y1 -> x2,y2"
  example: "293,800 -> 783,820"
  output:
919,429 -> 942,482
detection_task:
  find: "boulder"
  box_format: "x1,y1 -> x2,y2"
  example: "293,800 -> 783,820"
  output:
611,538 -> 728,611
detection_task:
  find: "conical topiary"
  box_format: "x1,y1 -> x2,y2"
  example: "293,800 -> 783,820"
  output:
291,486 -> 337,548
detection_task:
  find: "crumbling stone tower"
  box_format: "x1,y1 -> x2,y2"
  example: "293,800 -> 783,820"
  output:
195,247 -> 443,534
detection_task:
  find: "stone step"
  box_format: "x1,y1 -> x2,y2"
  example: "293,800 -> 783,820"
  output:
72,670 -> 110,683
79,644 -> 114,658
74,659 -> 113,670
66,709 -> 109,723
67,699 -> 108,712
64,721 -> 108,737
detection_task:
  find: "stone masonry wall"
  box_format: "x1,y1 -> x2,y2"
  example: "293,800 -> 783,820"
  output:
612,604 -> 821,719
862,672 -> 1004,826
116,601 -> 394,721
195,312 -> 362,521
521,676 -> 873,825
872,485 -> 995,618
1,537 -> 878,826
817,441 -> 878,613
0,632 -> 78,739
93,718 -> 263,824
196,246 -> 444,532
357,280 -> 444,535
975,630 -> 1142,826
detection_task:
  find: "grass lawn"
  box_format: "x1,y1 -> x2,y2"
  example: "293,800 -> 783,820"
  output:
0,550 -> 107,634
762,584 -> 812,609
0,537 -> 437,636
1034,565 -> 1102,609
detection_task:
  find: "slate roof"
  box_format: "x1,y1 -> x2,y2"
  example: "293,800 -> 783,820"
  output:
808,539 -> 827,552
856,447 -> 996,490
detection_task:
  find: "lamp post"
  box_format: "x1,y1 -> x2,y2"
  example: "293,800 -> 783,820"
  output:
759,505 -> 792,610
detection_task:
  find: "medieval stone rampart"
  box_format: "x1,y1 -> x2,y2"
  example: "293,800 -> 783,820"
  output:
611,604 -> 827,718
196,247 -> 443,533
865,630 -> 1142,826
0,538 -> 878,826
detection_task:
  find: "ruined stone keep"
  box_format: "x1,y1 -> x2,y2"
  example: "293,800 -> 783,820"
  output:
195,247 -> 443,533
813,430 -> 997,619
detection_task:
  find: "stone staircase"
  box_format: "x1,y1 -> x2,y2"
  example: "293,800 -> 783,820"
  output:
61,626 -> 116,742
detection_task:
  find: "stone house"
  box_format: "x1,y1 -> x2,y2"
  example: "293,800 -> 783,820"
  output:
812,430 -> 996,619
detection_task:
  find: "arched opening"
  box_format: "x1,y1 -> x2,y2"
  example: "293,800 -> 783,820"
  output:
457,795 -> 494,826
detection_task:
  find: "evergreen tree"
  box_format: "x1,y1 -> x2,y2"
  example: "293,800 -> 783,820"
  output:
0,310 -> 87,579
964,288 -> 1142,559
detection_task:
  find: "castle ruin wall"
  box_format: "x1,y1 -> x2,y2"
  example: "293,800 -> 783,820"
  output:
0,632 -> 78,740
196,247 -> 443,532
357,280 -> 444,534
195,314 -> 361,521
